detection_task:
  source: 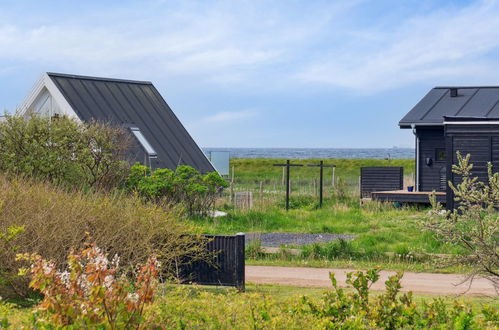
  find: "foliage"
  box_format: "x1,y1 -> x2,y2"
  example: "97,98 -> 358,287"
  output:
19,242 -> 158,328
126,163 -> 228,216
302,268 -> 497,329
301,239 -> 383,261
147,285 -> 322,329
2,271 -> 497,328
427,152 -> 499,290
0,174 -> 207,298
0,115 -> 131,190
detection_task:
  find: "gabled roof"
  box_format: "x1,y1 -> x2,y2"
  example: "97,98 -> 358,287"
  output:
399,86 -> 499,128
40,72 -> 214,173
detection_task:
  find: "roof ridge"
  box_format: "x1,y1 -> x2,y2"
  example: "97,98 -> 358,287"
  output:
434,86 -> 499,89
46,72 -> 152,85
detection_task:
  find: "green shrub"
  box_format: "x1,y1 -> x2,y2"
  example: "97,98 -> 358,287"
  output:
0,115 -> 131,190
302,269 -> 497,329
0,175 -> 207,298
301,239 -> 384,261
125,163 -> 228,216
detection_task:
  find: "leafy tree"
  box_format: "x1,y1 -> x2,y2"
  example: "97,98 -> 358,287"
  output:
126,163 -> 228,216
0,115 -> 131,190
427,152 -> 499,291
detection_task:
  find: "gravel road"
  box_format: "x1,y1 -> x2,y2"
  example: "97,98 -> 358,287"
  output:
245,232 -> 355,247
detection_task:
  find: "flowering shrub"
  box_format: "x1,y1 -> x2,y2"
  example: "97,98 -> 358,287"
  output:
18,242 -> 159,328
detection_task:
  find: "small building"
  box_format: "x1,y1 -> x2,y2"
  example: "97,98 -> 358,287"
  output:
399,86 -> 499,209
17,72 -> 215,173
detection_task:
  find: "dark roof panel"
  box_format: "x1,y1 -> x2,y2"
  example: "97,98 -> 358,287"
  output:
47,72 -> 214,173
423,88 -> 478,122
399,86 -> 499,128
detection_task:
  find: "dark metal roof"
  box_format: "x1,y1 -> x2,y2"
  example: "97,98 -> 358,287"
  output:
399,86 -> 499,128
47,72 -> 215,173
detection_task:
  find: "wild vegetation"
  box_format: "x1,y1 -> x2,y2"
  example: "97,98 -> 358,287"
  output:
426,153 -> 499,290
0,175 -> 206,299
2,265 -> 497,328
0,115 -> 131,190
0,116 -> 496,328
126,163 -> 228,216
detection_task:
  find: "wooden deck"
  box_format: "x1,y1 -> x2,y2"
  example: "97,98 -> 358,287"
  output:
371,190 -> 446,204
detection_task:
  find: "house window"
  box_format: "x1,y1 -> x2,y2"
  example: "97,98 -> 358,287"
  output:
436,148 -> 446,161
130,127 -> 157,157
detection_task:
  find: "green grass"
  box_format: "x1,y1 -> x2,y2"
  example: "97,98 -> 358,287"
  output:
189,157 -> 462,269
246,258 -> 471,274
191,202 -> 460,255
230,158 -> 414,184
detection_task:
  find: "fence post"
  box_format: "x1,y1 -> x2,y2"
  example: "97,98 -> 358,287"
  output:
235,232 -> 245,292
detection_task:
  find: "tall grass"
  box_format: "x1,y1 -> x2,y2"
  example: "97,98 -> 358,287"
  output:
0,175 -> 206,298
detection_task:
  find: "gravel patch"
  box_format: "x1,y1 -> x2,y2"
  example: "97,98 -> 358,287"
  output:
245,232 -> 355,247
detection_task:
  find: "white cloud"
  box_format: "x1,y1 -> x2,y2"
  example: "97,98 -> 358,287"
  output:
200,109 -> 258,124
0,1 -> 354,84
2,0 -> 499,95
296,0 -> 499,92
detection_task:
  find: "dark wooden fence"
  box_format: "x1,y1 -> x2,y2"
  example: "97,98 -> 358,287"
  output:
360,167 -> 403,198
179,233 -> 245,290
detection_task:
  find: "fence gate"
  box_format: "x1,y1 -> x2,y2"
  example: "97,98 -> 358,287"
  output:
179,233 -> 245,290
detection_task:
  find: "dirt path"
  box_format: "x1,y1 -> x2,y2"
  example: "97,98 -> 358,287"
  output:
246,266 -> 497,296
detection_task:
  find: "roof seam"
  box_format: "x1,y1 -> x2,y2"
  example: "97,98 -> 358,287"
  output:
484,93 -> 499,117
454,88 -> 479,116
116,83 -> 179,166
419,89 -> 448,121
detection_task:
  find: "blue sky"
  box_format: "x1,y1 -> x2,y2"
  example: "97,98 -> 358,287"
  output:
1,0 -> 499,148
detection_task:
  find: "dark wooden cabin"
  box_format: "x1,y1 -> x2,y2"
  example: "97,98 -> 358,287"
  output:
399,86 -> 499,209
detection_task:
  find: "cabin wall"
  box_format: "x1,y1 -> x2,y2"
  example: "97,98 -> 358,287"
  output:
416,127 -> 446,192
445,124 -> 499,210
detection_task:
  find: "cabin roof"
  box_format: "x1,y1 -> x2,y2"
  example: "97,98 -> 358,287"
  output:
399,86 -> 499,128
46,72 -> 214,173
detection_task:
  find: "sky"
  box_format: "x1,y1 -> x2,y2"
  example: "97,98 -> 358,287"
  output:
2,0 -> 499,148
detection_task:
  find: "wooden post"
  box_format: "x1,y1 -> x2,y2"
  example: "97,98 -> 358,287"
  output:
259,181 -> 263,204
282,167 -> 285,186
308,161 -> 335,208
235,233 -> 245,291
230,165 -> 235,203
332,167 -> 335,187
273,160 -> 303,211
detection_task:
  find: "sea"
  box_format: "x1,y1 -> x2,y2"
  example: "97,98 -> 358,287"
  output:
202,147 -> 414,159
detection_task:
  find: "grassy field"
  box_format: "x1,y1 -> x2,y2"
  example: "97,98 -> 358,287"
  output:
186,157 -> 463,272
228,157 -> 415,194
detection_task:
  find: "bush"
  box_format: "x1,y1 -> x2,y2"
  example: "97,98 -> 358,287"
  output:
125,163 -> 228,216
301,269 -> 498,329
147,269 -> 497,329
19,242 -> 159,328
0,175 -> 207,298
427,152 -> 499,290
301,239 -> 384,261
0,115 -> 131,190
